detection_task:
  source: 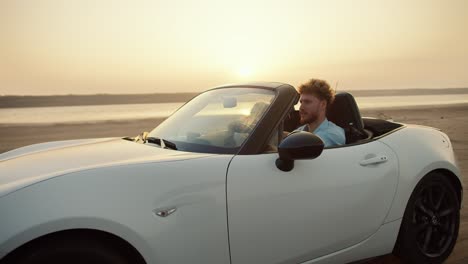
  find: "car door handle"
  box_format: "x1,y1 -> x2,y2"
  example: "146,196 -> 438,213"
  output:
360,155 -> 388,166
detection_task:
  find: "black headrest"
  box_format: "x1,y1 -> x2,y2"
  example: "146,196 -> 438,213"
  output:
327,92 -> 364,131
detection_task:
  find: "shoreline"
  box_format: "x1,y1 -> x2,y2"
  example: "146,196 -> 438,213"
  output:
1,103 -> 468,127
2,88 -> 467,108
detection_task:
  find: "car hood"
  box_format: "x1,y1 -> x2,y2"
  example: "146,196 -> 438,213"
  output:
0,138 -> 215,197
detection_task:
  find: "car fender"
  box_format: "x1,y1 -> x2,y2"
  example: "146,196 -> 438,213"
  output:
0,155 -> 233,263
0,216 -> 152,263
378,125 -> 462,223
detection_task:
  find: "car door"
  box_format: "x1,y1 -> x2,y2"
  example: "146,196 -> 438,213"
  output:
226,140 -> 398,264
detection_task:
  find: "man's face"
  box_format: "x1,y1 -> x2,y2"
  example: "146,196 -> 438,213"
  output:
299,93 -> 326,124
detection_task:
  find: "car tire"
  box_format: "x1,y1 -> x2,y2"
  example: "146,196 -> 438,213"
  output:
3,233 -> 134,264
394,171 -> 460,264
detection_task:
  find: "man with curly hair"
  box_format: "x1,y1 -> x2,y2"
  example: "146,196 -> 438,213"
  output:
294,78 -> 345,147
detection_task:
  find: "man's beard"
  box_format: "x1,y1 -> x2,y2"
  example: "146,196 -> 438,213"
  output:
300,111 -> 318,125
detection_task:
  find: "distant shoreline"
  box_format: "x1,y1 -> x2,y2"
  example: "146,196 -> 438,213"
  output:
0,93 -> 197,108
1,88 -> 467,108
1,103 -> 467,127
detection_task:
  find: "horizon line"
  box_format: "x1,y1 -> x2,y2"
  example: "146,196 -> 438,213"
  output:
2,87 -> 468,97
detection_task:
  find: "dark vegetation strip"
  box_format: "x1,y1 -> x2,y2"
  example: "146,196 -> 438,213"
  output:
1,88 -> 467,108
0,93 -> 197,108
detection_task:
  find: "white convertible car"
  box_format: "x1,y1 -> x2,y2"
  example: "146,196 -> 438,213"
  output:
0,83 -> 462,264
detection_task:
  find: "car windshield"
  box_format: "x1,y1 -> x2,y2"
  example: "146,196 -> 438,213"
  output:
148,88 -> 275,154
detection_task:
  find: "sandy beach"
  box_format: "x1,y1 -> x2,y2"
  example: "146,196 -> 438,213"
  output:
0,104 -> 466,263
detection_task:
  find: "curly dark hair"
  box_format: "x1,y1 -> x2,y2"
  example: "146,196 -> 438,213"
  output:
297,79 -> 336,106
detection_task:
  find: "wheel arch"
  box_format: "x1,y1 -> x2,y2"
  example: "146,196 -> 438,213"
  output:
398,167 -> 463,219
392,168 -> 461,262
0,216 -> 153,263
0,228 -> 146,264
431,168 -> 463,209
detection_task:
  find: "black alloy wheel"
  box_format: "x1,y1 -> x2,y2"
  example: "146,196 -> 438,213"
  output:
413,183 -> 458,258
394,172 -> 460,264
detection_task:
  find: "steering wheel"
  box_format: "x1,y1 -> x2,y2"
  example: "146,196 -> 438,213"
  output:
228,120 -> 255,134
186,131 -> 212,145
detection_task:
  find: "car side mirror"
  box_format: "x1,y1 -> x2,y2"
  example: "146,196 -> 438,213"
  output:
275,131 -> 324,172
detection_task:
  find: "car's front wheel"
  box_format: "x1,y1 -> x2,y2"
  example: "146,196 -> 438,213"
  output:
394,171 -> 460,264
2,232 -> 141,264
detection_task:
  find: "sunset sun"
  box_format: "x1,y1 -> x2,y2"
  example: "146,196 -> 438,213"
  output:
237,66 -> 253,78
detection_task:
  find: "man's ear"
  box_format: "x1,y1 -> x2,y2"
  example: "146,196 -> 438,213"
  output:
320,100 -> 327,111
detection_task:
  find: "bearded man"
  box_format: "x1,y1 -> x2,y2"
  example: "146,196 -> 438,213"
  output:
293,79 -> 345,147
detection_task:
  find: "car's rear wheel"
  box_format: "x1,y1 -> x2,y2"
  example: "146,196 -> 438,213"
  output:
394,172 -> 460,264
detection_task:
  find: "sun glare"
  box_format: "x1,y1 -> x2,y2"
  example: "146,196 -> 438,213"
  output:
237,66 -> 253,78
239,108 -> 251,116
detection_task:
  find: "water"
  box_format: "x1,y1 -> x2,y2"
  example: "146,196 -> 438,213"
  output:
1,94 -> 467,125
0,102 -> 184,125
355,94 -> 468,109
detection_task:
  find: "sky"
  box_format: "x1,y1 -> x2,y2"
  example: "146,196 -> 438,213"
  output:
1,0 -> 467,95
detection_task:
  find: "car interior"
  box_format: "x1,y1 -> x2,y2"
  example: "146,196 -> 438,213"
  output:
282,92 -> 403,147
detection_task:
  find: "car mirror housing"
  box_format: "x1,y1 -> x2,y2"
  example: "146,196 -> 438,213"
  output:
276,131 -> 324,171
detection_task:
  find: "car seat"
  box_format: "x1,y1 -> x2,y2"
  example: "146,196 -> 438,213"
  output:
283,92 -> 368,144
327,92 -> 368,144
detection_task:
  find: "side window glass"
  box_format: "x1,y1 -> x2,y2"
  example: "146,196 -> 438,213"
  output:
262,126 -> 279,153
283,107 -> 300,133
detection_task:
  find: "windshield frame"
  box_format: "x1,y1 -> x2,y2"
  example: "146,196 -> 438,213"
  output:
147,85 -> 291,155
237,84 -> 299,154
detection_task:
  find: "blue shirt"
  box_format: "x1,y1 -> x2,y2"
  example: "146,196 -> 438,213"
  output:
294,118 -> 346,147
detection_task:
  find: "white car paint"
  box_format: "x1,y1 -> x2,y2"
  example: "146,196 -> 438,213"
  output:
0,139 -> 232,263
303,219 -> 401,264
0,126 -> 462,263
0,138 -> 215,197
227,140 -> 399,264
0,124 -> 462,264
1,138 -> 117,162
378,125 -> 463,222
